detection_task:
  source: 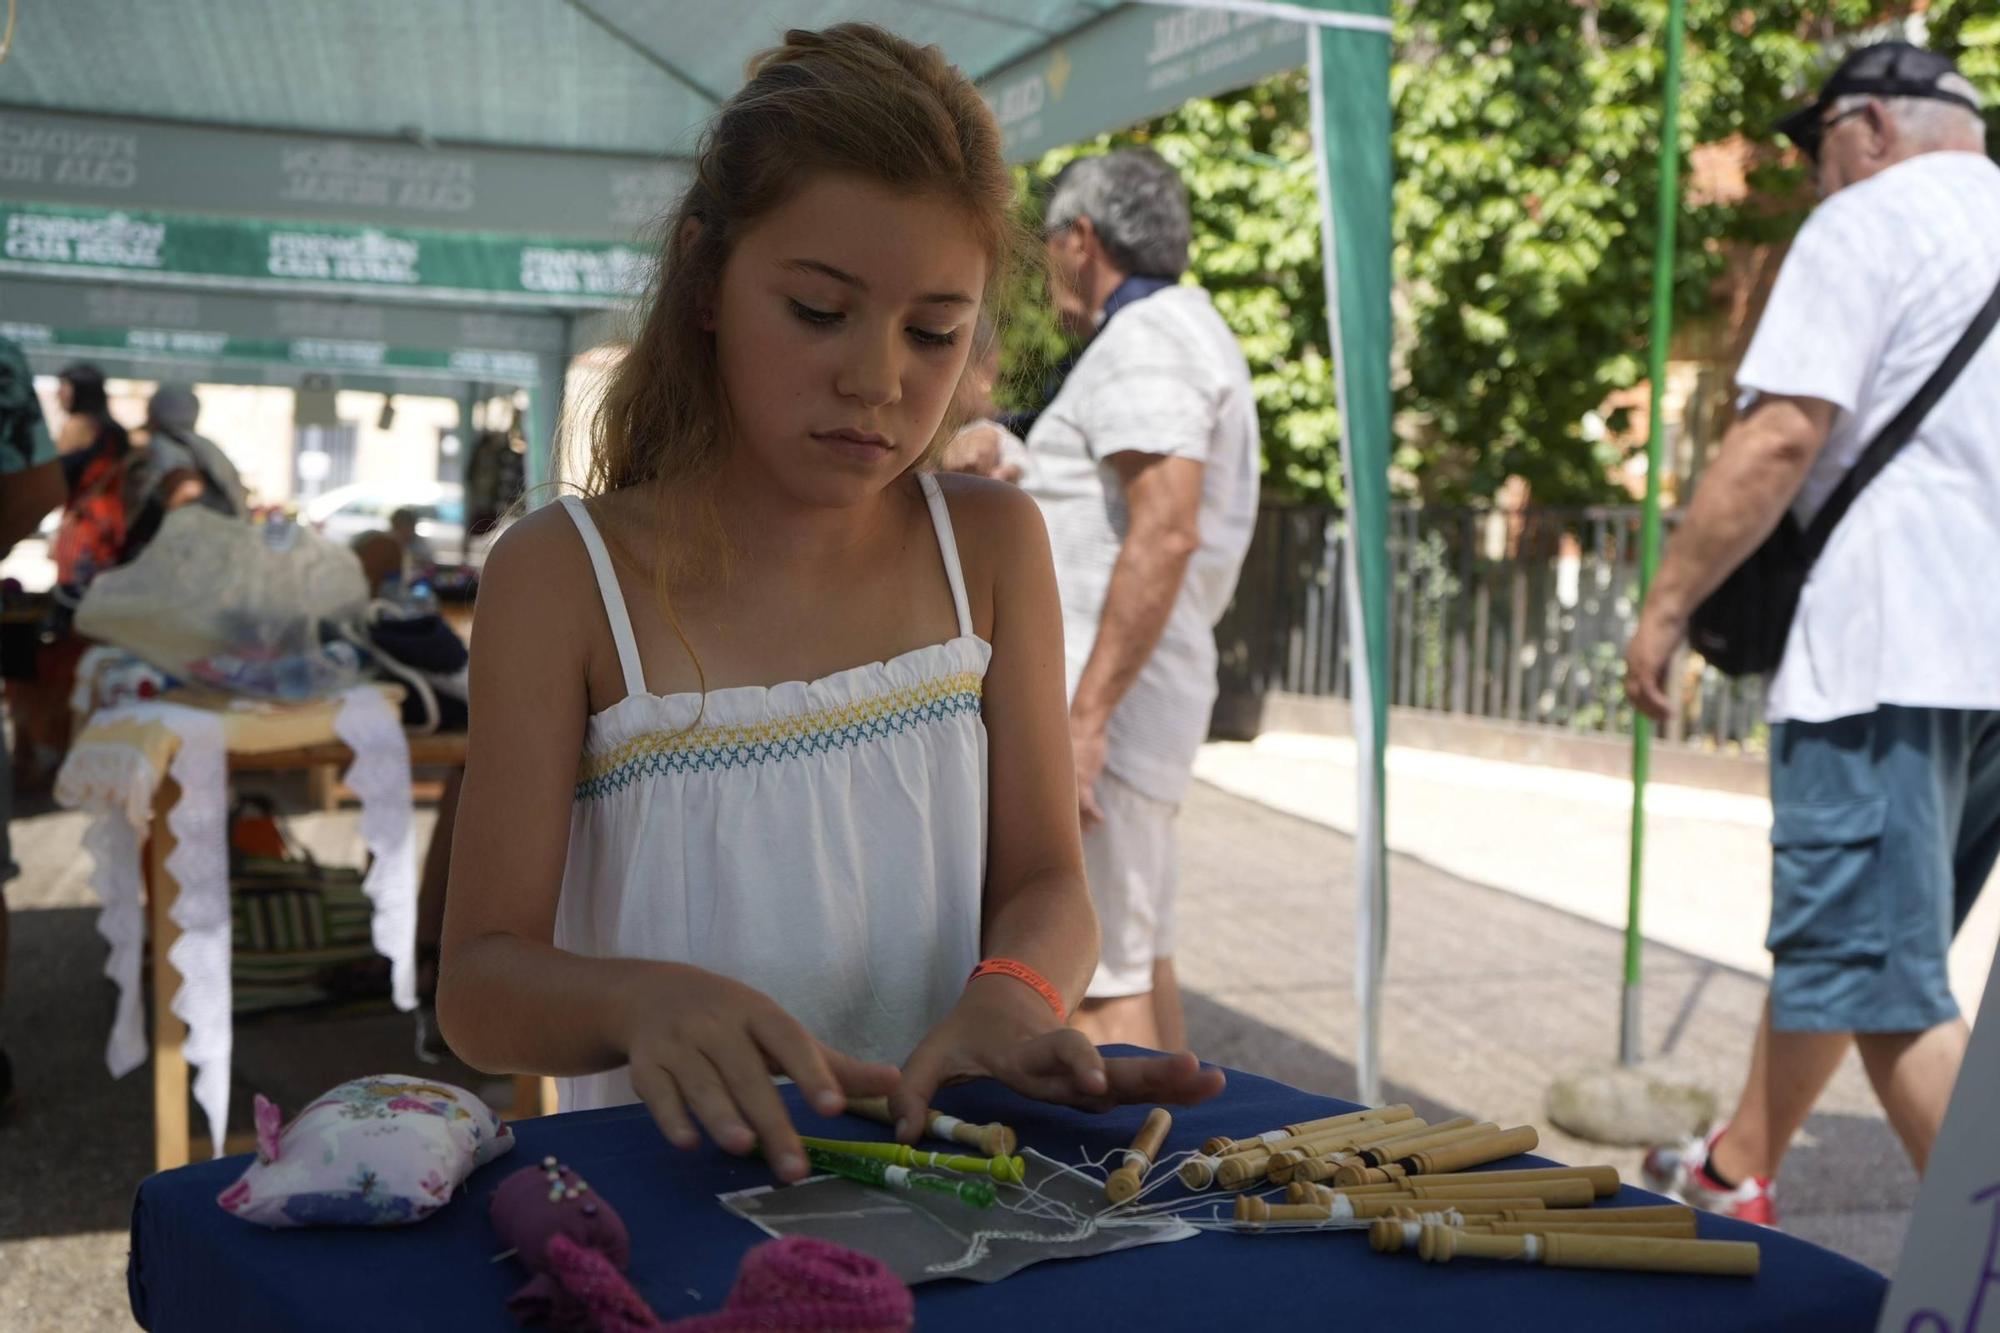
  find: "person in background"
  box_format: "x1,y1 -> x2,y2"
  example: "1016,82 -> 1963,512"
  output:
388,507 -> 438,587
0,335 -> 66,1117
49,362 -> 132,587
1021,148 -> 1261,1053
128,385 -> 249,519
1626,43 -> 1998,1225
10,364 -> 131,793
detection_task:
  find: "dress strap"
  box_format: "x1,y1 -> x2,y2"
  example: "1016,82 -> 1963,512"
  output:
917,473 -> 974,639
557,496 -> 648,700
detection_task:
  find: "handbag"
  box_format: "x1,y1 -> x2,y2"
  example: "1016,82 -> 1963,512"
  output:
1689,268 -> 2000,677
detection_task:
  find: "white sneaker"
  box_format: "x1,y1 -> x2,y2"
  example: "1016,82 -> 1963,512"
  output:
1642,1126 -> 1779,1226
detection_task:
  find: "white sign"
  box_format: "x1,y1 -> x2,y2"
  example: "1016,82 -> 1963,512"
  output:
4,211 -> 163,268
1880,947 -> 2000,1332
268,231 -> 420,285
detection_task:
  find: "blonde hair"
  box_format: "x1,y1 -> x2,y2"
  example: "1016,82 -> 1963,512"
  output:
571,23 -> 1028,692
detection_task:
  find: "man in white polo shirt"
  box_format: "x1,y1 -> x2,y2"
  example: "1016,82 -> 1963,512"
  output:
1024,149 -> 1260,1052
1625,43 -> 1999,1225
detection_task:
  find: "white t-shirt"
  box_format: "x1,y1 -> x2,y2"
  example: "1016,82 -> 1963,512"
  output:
1024,284 -> 1260,803
1734,150 -> 2000,724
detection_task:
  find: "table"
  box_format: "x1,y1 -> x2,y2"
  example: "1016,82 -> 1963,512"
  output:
127,1052 -> 1886,1331
55,686 -> 546,1171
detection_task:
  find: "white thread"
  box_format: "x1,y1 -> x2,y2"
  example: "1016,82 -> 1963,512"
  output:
1522,1234 -> 1542,1262
931,1114 -> 966,1138
1257,1129 -> 1288,1144
885,1165 -> 910,1188
1121,1148 -> 1152,1171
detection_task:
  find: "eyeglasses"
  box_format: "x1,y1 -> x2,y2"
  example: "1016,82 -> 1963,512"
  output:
1804,105 -> 1871,163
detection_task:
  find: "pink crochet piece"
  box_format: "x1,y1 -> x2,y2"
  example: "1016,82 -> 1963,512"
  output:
541,1236 -> 665,1333
664,1237 -> 913,1333
493,1158 -> 910,1333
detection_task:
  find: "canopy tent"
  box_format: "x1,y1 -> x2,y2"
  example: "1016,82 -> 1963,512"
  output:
1,0 -> 1398,1098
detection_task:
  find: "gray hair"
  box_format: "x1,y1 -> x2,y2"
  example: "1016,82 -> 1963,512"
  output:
1833,73 -> 1987,151
1045,149 -> 1191,279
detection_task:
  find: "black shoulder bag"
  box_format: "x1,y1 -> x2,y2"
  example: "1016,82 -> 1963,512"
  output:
1689,268 -> 2000,677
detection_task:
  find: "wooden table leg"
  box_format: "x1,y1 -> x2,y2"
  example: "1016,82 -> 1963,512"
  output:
147,775 -> 192,1174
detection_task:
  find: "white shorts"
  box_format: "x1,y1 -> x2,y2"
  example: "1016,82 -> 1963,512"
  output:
1082,770 -> 1181,999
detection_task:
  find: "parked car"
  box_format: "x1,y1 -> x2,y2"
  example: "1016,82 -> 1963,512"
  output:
304,482 -> 479,568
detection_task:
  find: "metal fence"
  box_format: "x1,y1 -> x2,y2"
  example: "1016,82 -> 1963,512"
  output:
1214,503 -> 1770,752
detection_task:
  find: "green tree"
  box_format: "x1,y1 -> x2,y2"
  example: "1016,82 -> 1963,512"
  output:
1001,3 -> 1994,507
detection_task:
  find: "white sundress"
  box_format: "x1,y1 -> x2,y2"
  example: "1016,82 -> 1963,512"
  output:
552,474 -> 989,1112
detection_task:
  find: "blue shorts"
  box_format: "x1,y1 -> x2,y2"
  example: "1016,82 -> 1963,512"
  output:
1767,706 -> 2000,1033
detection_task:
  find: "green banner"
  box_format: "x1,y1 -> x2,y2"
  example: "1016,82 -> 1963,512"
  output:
0,202 -> 648,308
0,320 -> 543,384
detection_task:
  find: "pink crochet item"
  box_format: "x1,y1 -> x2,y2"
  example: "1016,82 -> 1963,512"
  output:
664,1238 -> 913,1333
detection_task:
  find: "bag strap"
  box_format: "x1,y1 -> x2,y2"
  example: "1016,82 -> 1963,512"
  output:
1800,264 -> 2000,564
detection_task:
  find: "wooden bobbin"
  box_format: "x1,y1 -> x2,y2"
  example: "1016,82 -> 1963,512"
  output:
1286,1181 -> 1336,1206
1481,1218 -> 1700,1241
1105,1108 -> 1173,1206
1368,1217 -> 1693,1254
1395,1164 -> 1619,1198
1500,1205 -> 1696,1225
1418,1227 -> 1760,1278
1316,1165 -> 1619,1200
1249,1114 -> 1436,1173
1203,1104 -> 1415,1158
1395,1124 -> 1540,1177
1352,1194 -> 1548,1219
845,1097 -> 1018,1159
1353,1119 -> 1491,1168
1336,1124 -> 1495,1185
1234,1196 -> 1333,1225
1405,1177 -> 1594,1208
1216,1150 -> 1278,1191
1179,1155 -> 1223,1190
1270,1118 -> 1449,1184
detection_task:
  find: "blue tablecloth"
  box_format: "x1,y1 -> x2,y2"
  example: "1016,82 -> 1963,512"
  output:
129,1053 -> 1885,1331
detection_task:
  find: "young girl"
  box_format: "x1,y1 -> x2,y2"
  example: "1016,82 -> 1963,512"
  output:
438,24 -> 1224,1183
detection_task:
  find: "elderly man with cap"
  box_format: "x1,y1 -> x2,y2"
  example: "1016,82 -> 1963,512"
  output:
1626,43 -> 1999,1223
1022,148 -> 1260,1053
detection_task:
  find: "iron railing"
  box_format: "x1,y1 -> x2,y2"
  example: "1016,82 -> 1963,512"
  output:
1215,503 -> 1769,752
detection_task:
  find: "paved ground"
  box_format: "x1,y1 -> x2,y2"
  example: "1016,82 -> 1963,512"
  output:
5,733 -> 1990,1327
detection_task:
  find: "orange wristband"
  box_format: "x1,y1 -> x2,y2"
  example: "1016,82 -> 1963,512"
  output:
968,958 -> 1067,1022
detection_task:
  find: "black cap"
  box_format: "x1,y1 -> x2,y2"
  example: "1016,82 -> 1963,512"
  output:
1776,42 -> 1979,160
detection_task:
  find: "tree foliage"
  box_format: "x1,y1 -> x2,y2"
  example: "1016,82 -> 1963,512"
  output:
999,2 -> 1998,507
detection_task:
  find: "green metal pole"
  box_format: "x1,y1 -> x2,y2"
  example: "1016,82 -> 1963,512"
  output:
1625,0 -> 1688,1068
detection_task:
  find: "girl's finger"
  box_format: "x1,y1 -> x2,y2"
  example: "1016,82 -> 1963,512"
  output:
1102,1052 -> 1228,1106
669,1046 -> 756,1156
708,1029 -> 810,1181
630,1062 -> 699,1151
748,1010 -> 847,1119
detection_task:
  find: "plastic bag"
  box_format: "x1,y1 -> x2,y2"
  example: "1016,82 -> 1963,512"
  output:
75,507 -> 370,701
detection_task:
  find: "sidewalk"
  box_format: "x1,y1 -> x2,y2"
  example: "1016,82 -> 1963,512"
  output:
1191,731 -> 2000,1018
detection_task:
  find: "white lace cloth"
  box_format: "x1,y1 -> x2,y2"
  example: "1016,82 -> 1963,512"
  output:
55,687 -> 417,1155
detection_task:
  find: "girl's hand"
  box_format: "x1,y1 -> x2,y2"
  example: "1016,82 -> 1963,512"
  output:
622,964 -> 900,1182
890,979 -> 1226,1139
